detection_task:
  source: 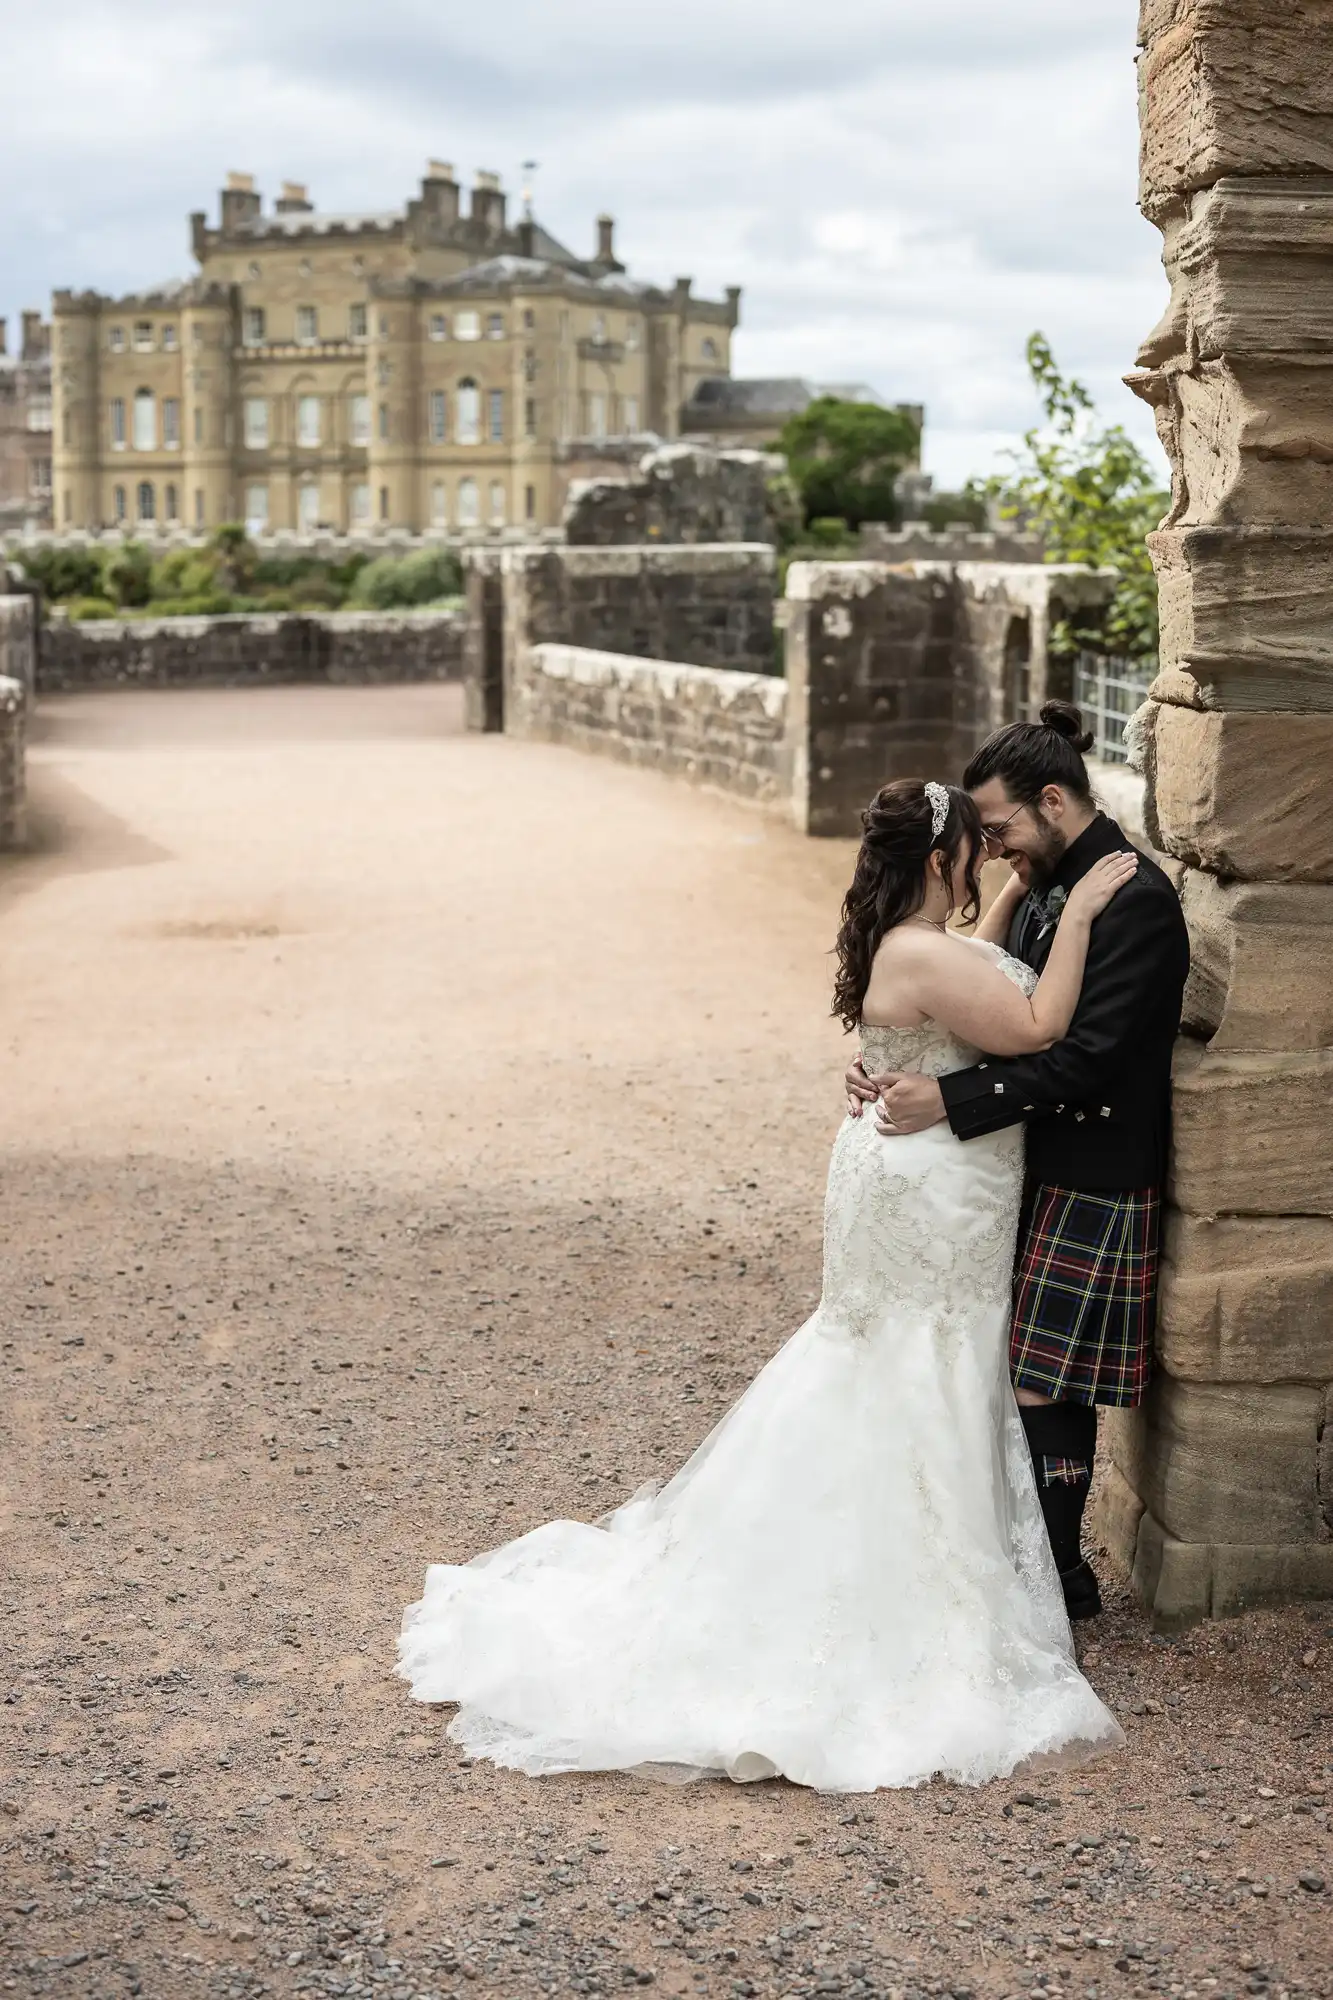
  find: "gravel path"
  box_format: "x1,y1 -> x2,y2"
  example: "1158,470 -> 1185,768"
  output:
1,688 -> 1328,2000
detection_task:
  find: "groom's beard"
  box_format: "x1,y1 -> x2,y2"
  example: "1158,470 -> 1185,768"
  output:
1014,822 -> 1068,897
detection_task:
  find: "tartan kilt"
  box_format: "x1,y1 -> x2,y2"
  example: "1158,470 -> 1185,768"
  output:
1010,1183 -> 1161,1408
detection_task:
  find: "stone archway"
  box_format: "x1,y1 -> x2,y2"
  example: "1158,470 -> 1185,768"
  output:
1096,0 -> 1333,1624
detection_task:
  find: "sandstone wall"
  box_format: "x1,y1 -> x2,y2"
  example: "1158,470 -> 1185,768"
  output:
0,595 -> 32,850
36,609 -> 466,694
512,645 -> 789,804
857,523 -> 1048,564
562,444 -> 778,547
0,589 -> 37,697
1096,0 -> 1333,1625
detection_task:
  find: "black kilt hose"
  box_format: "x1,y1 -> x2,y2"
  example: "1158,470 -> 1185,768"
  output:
938,815 -> 1190,1412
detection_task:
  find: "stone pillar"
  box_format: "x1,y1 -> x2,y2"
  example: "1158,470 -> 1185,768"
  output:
1102,0 -> 1333,1623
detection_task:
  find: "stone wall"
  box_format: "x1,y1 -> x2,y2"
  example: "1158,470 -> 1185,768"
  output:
782,560 -> 1116,837
471,544 -> 777,736
562,444 -> 779,547
858,523 -> 1048,564
511,645 -> 789,804
36,608 -> 466,693
0,595 -> 33,849
1093,0 -> 1333,1626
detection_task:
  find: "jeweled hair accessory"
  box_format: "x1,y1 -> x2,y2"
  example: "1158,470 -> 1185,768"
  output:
924,781 -> 951,842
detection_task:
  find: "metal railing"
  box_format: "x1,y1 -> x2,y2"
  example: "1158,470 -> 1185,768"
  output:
1075,653 -> 1156,764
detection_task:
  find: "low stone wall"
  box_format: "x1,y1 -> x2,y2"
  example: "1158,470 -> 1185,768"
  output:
0,596 -> 34,848
515,644 -> 789,804
858,523 -> 1048,564
36,609 -> 466,693
562,444 -> 778,547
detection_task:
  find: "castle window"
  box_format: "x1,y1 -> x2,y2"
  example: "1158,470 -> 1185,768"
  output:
456,379 -> 480,445
591,314 -> 606,343
30,459 -> 52,496
133,321 -> 154,352
456,476 -> 479,526
136,480 -> 155,521
110,397 -> 126,449
701,336 -> 719,360
525,397 -> 537,440
248,261 -> 261,280
625,319 -> 640,351
349,303 -> 368,341
378,485 -> 390,521
488,389 -> 503,442
245,484 -> 269,530
193,407 -> 203,444
244,398 -> 269,449
163,398 -> 180,449
296,305 -> 318,345
378,402 -> 390,441
350,483 -> 370,523
348,394 -> 371,447
194,489 -> 205,525
623,394 -> 640,432
298,480 -> 320,528
162,324 -> 178,352
525,483 -> 536,522
430,481 -> 447,526
113,484 -> 126,521
428,390 -> 447,444
109,325 -> 125,353
587,392 -> 606,439
242,306 -> 266,347
164,483 -> 179,520
454,310 -> 480,342
486,312 -> 505,340
26,394 -> 52,433
192,324 -> 205,347
132,389 -> 156,451
523,309 -> 535,331
63,489 -> 72,524
376,356 -> 391,386
488,479 -> 505,526
428,314 -> 448,342
297,396 -> 321,448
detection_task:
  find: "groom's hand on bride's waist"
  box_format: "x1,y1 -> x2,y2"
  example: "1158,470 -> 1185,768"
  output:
872,1073 -> 946,1136
844,1055 -> 881,1117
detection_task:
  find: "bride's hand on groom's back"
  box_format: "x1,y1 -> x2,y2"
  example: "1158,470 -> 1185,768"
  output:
845,1054 -> 880,1117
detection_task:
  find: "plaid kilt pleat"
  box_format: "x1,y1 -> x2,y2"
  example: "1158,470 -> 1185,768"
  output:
1010,1184 -> 1160,1408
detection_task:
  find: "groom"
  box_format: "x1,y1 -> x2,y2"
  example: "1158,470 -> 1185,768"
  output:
846,704 -> 1189,1620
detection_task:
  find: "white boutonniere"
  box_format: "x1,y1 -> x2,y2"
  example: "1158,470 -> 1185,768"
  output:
1036,885 -> 1067,940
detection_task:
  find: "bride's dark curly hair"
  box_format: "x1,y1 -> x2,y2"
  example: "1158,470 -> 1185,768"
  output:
832,779 -> 985,1031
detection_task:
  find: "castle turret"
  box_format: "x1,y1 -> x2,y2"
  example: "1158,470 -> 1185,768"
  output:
51,291 -> 101,530
181,287 -> 236,530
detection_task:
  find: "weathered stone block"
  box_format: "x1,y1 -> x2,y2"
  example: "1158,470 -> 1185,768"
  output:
1157,1212 -> 1333,1382
1119,1504 -> 1333,1626
1171,1038 -> 1333,1213
1147,527 -> 1333,712
1148,700 -> 1333,877
1114,1373 -> 1324,1544
1139,2 -> 1333,219
1179,869 -> 1333,1047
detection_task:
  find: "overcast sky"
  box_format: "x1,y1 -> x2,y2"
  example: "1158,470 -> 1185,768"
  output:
0,0 -> 1166,488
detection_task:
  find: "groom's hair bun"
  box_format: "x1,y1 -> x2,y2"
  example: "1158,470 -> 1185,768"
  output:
963,700 -> 1095,806
1038,699 -> 1095,755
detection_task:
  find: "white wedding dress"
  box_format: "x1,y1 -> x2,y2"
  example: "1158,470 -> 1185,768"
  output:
397,940 -> 1123,1791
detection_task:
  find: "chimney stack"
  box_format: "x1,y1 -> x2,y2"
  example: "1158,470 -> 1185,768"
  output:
21,311 -> 47,361
471,170 -> 507,237
420,160 -> 461,225
725,285 -> 742,329
220,171 -> 263,234
275,180 -> 313,214
596,214 -> 615,262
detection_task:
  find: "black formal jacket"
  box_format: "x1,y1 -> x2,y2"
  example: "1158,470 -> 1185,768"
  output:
937,814 -> 1190,1191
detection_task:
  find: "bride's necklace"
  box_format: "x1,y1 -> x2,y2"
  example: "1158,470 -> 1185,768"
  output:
905,914 -> 948,934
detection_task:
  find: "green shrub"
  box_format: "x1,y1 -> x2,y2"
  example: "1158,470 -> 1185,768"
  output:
807,516 -> 852,547
150,549 -> 222,602
103,542 -> 154,608
348,547 -> 463,609
20,546 -> 106,601
140,592 -> 237,617
66,595 -> 118,621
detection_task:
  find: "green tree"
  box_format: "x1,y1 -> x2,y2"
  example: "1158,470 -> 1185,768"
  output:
988,334 -> 1168,662
777,397 -> 922,531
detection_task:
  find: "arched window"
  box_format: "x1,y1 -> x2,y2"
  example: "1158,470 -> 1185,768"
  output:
113,485 -> 126,522
701,337 -> 719,361
133,388 -> 156,451
456,378 -> 480,445
488,480 -> 506,526
456,476 -> 479,526
298,480 -> 320,529
164,483 -> 179,521
136,481 -> 156,521
430,481 -> 447,525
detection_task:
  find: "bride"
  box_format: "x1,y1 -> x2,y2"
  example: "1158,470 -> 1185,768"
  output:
398,778 -> 1135,1791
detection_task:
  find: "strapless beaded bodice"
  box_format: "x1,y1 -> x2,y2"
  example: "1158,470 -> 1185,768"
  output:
858,938 -> 1038,1080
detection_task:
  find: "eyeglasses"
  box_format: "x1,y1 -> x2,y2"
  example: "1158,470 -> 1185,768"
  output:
980,803 -> 1027,848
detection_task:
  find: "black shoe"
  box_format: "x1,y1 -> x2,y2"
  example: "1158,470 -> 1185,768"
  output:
1061,1559 -> 1102,1622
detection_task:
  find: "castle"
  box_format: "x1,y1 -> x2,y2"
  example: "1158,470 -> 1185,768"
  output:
51,166 -> 740,536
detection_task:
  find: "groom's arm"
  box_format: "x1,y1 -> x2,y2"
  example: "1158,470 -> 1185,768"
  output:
936,885 -> 1184,1142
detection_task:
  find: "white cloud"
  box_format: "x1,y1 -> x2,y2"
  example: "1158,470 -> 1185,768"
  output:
0,0 -> 1168,487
